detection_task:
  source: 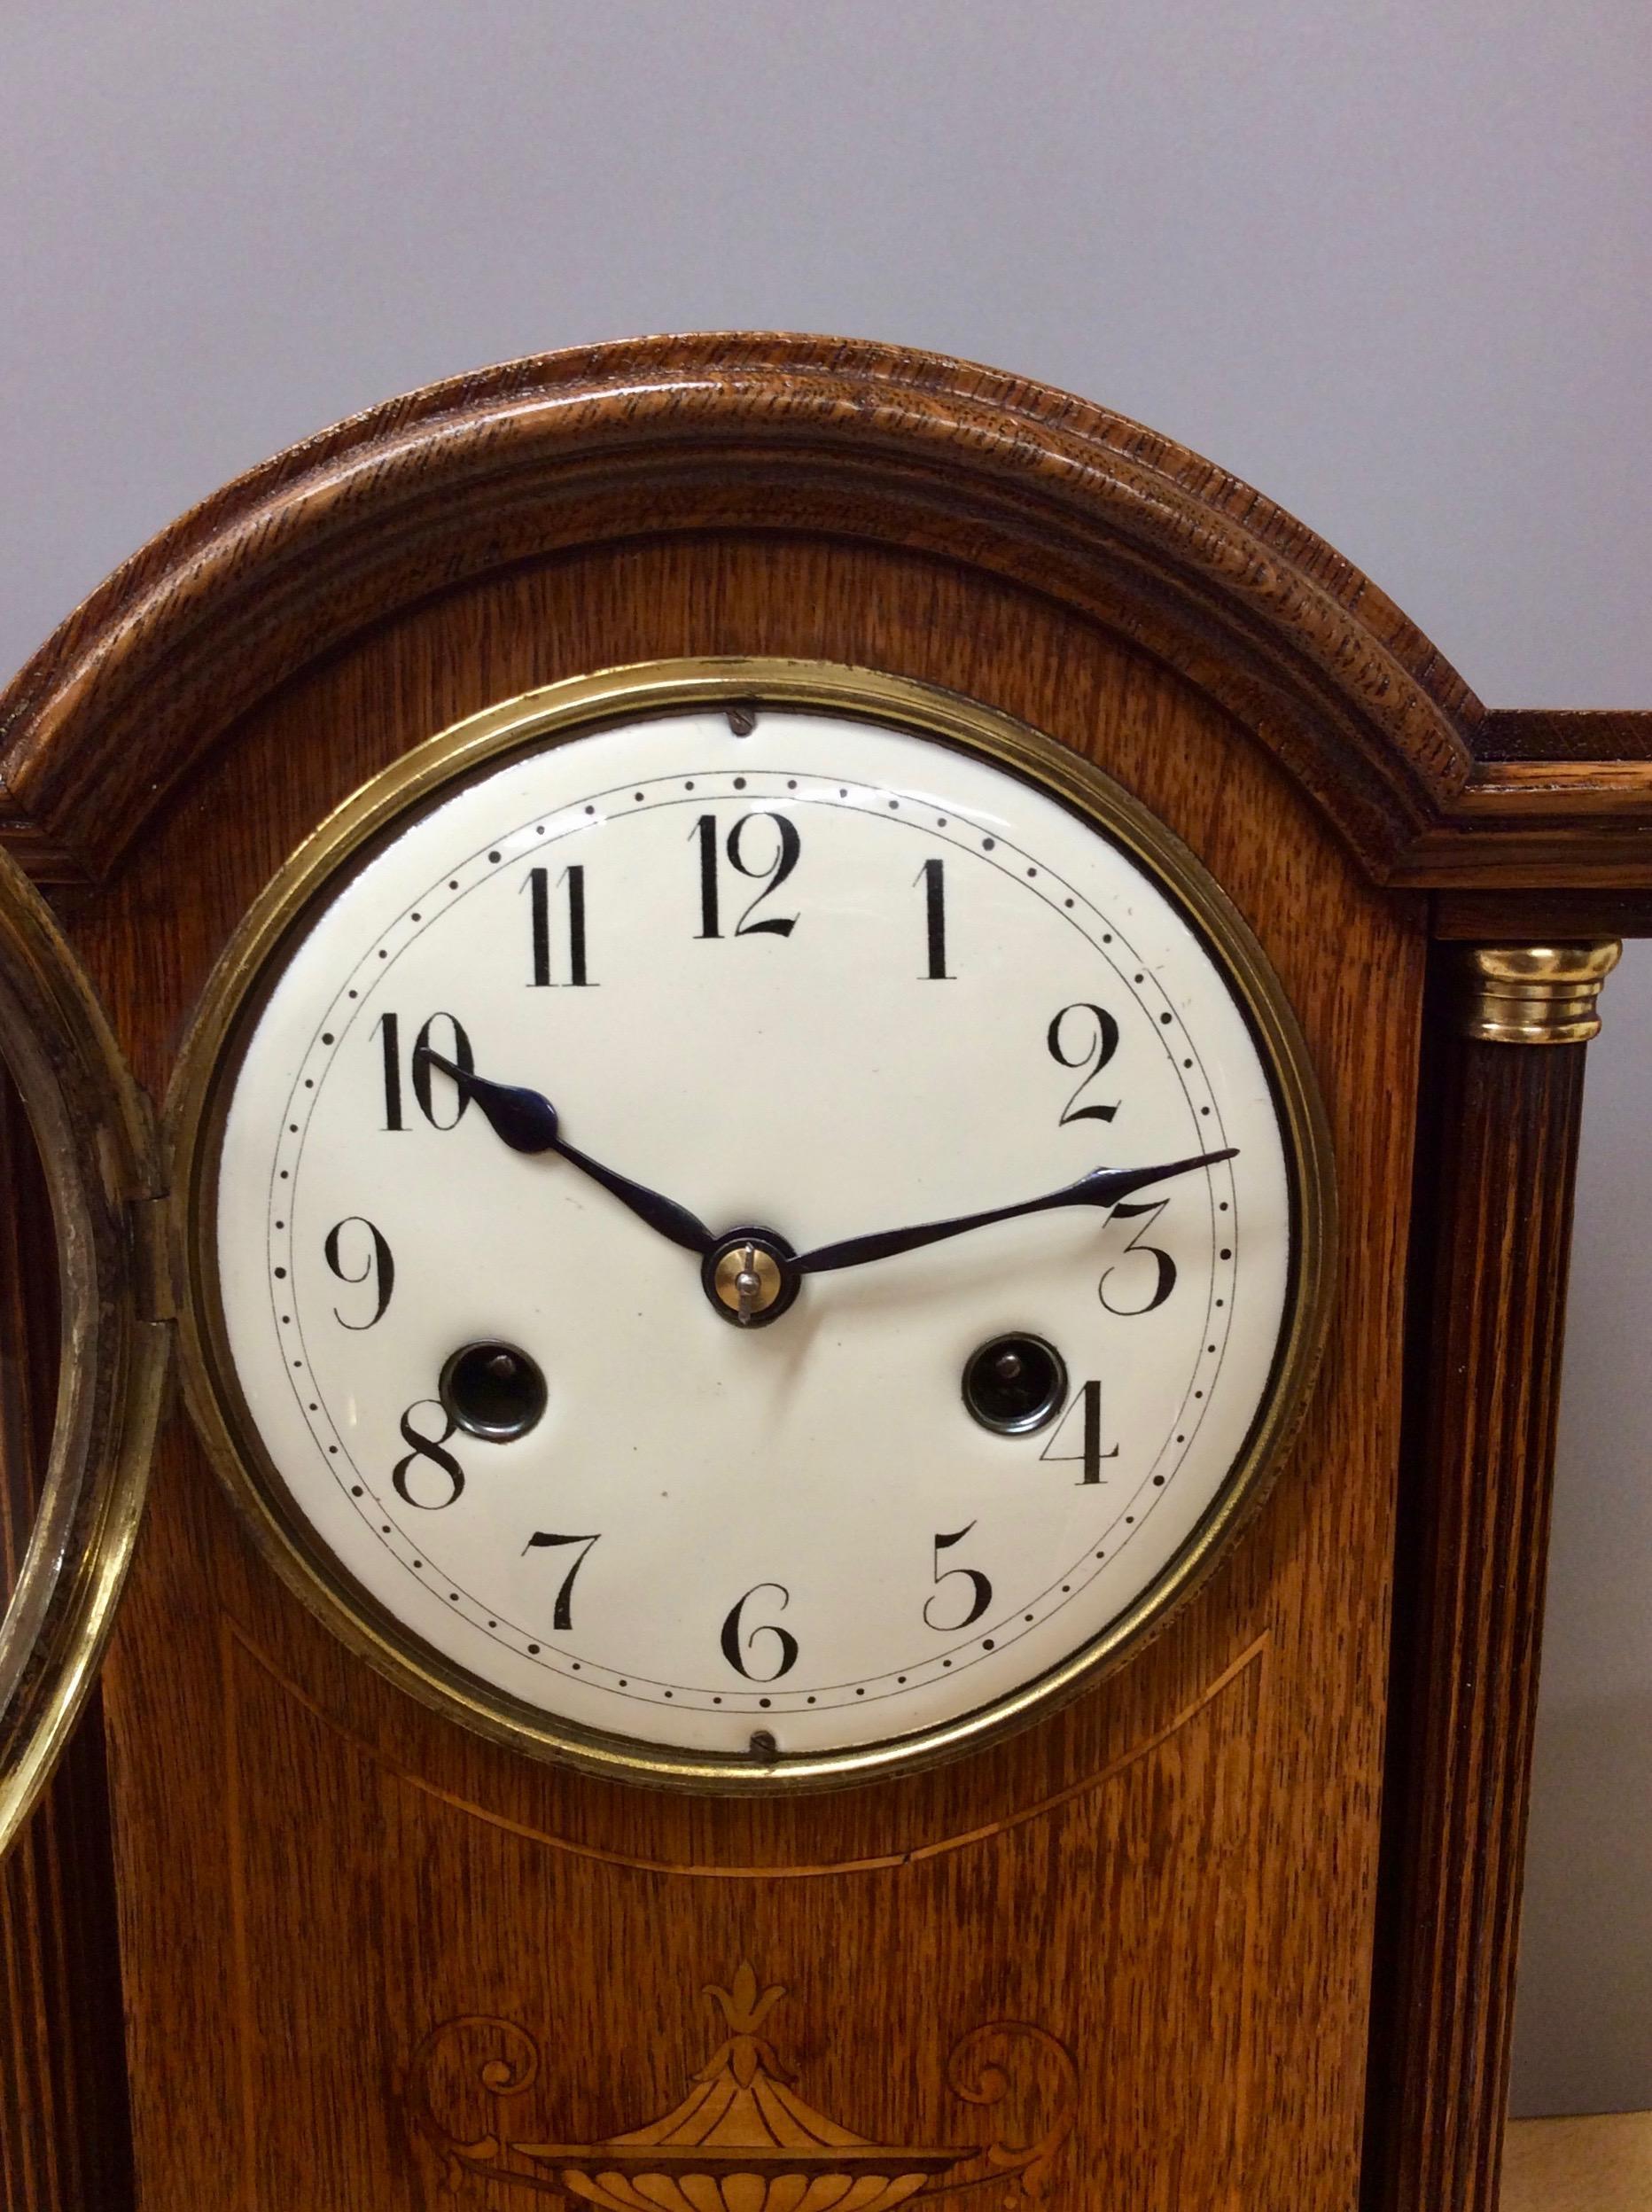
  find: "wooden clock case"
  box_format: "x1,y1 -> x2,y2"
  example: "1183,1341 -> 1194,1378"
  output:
3,334 -> 1650,2212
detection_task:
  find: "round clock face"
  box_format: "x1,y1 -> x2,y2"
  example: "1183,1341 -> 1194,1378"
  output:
177,665 -> 1332,1785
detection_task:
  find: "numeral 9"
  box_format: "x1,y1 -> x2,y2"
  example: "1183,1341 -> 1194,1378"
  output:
323,1216 -> 394,1328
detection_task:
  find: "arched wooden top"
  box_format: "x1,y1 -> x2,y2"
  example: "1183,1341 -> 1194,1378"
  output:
3,332 -> 1648,889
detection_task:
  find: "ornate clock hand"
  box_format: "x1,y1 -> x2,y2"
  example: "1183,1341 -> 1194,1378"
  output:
791,1149 -> 1238,1275
415,1048 -> 716,1257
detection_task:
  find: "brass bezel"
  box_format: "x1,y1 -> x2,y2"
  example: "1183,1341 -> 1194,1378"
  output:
165,658 -> 1338,1793
0,850 -> 168,1860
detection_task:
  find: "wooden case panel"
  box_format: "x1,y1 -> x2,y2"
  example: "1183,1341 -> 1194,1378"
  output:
63,530 -> 1423,2208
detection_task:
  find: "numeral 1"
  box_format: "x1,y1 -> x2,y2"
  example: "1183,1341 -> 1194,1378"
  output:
916,858 -> 953,979
695,814 -> 721,939
524,865 -> 590,987
376,1010 -> 403,1130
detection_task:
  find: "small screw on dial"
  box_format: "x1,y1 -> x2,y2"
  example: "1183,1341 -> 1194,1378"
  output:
962,1333 -> 1068,1436
440,1342 -> 548,1441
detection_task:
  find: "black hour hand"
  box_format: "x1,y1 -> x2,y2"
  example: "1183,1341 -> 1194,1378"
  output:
415,1048 -> 716,1258
792,1149 -> 1238,1275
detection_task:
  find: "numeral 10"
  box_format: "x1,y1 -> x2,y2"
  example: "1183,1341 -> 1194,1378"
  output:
374,1012 -> 473,1131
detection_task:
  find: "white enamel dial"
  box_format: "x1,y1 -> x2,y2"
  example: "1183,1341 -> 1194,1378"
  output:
197,676 -> 1326,1779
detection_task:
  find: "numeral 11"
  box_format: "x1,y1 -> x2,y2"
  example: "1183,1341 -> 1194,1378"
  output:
524,866 -> 590,987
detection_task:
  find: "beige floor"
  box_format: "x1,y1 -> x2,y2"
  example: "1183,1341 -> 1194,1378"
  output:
1502,2112 -> 1652,2209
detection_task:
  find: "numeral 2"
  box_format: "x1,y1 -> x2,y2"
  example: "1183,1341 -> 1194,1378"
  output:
694,814 -> 800,939
524,865 -> 591,987
1047,1002 -> 1120,1125
1039,1381 -> 1118,1484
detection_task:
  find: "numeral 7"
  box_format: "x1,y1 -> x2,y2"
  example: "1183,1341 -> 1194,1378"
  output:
521,1530 -> 601,1631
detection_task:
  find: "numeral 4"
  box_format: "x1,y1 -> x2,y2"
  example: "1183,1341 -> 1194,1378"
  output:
1039,1380 -> 1118,1484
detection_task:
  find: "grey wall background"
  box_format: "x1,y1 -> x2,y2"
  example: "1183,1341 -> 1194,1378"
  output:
4,0 -> 1648,2117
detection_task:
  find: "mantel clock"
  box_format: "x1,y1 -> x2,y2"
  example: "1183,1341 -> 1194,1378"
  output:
2,336 -> 1648,2212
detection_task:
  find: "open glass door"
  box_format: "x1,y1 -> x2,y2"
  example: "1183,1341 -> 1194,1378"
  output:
0,845 -> 167,1859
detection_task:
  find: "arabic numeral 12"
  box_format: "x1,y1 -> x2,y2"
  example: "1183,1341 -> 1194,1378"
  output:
693,814 -> 801,939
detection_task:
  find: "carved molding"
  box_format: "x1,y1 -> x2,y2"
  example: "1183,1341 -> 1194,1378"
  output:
4,335 -> 1650,889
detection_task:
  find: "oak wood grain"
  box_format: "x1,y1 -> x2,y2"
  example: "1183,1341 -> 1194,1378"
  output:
1364,995 -> 1594,2212
1432,890 -> 1652,942
56,527 -> 1424,2209
0,339 -> 1630,2212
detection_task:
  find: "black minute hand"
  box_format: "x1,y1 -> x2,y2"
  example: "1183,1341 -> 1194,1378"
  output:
415,1048 -> 716,1258
791,1149 -> 1238,1276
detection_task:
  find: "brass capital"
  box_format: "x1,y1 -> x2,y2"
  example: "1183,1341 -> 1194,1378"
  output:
1459,941 -> 1622,1045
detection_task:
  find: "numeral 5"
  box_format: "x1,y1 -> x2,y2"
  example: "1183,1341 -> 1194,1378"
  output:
924,1524 -> 993,1631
